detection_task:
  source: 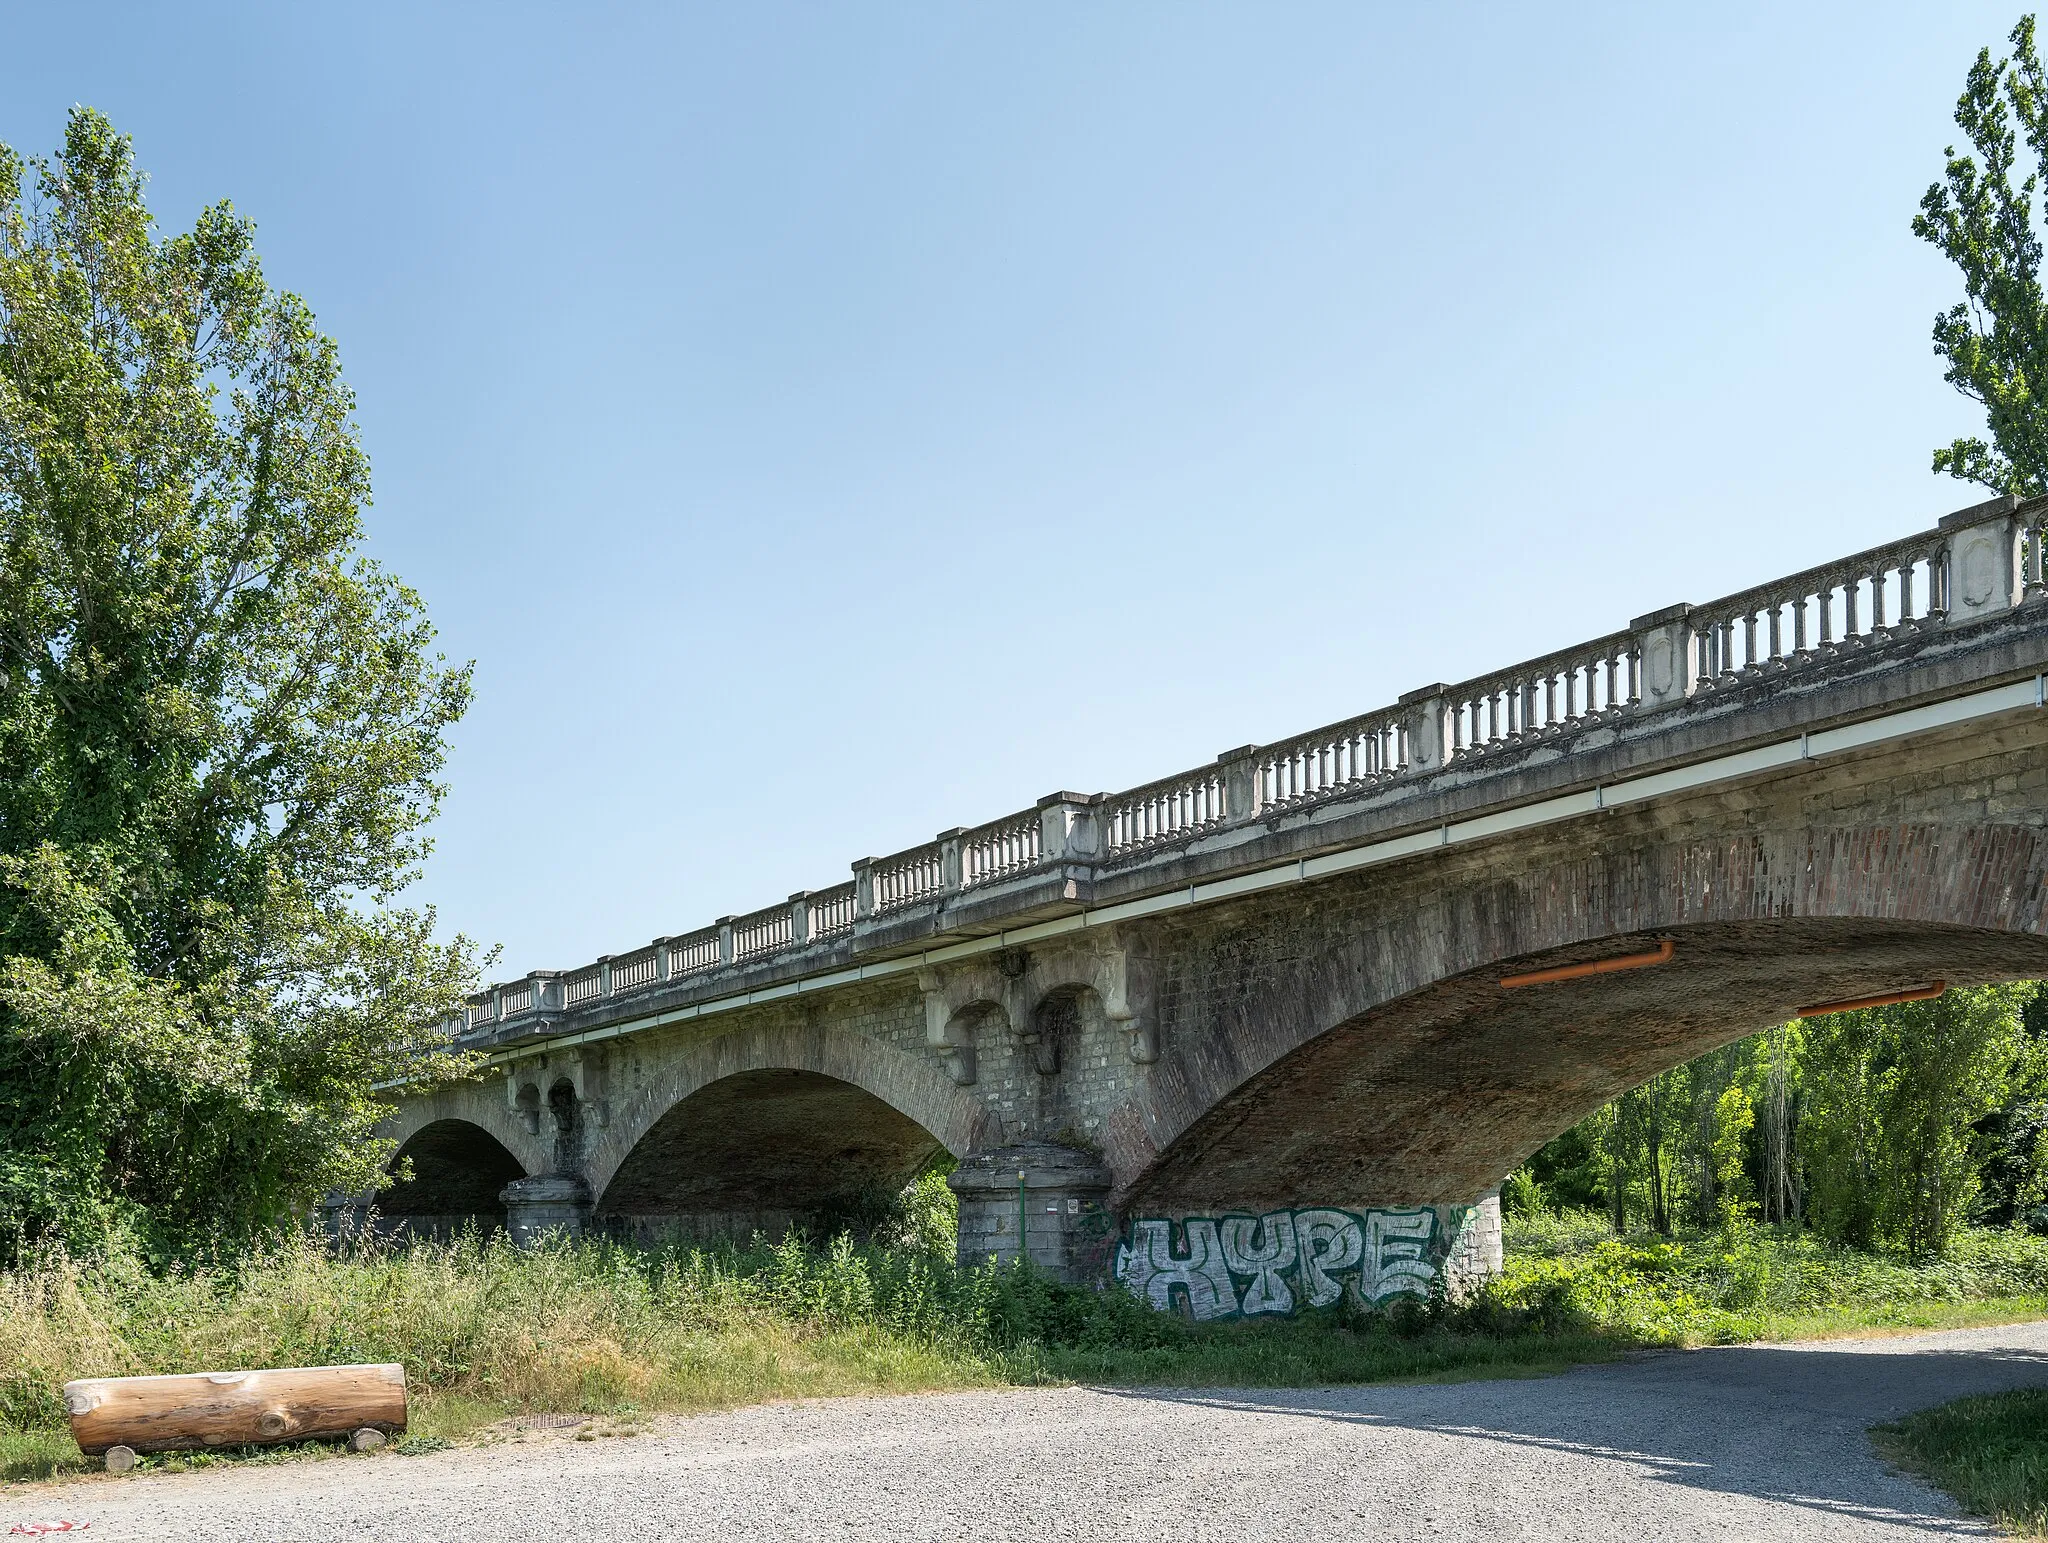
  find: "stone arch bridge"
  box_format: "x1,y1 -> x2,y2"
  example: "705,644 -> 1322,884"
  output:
364,496 -> 2048,1317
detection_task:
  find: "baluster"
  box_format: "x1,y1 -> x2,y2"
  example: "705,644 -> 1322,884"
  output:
1819,584 -> 1835,647
1793,593 -> 1808,654
1870,569 -> 1887,631
1767,603 -> 1782,665
1845,576 -> 1860,638
1741,611 -> 1757,672
1898,559 -> 1916,624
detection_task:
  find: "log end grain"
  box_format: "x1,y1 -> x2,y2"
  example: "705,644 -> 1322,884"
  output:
103,1445 -> 137,1474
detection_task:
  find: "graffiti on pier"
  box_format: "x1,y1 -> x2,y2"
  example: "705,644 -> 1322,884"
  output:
1114,1207 -> 1459,1320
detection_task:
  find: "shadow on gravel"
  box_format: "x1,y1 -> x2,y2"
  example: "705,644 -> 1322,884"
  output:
1092,1340 -> 2048,1533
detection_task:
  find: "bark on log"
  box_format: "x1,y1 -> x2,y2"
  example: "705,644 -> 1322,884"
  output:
63,1364 -> 407,1455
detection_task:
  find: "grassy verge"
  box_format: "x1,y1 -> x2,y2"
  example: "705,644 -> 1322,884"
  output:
1497,1211 -> 2048,1345
1874,1388 -> 2048,1538
6,1215 -> 2048,1485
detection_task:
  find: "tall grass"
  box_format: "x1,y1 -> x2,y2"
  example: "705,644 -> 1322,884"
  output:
6,1214 -> 2048,1485
1874,1388 -> 2048,1538
1498,1214 -> 2048,1343
0,1224 -> 1611,1480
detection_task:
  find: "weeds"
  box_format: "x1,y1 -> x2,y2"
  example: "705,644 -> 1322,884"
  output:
1496,1215 -> 2048,1344
1874,1388 -> 2048,1538
5,1216 -> 2047,1485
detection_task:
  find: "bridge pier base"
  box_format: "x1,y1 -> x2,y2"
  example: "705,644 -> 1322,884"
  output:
317,1190 -> 376,1243
950,1142 -> 1115,1283
502,1175 -> 590,1246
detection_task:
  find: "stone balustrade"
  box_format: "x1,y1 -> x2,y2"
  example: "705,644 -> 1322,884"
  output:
454,494 -> 2048,1041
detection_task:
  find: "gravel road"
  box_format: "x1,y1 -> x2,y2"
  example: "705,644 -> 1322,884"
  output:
18,1321 -> 2048,1541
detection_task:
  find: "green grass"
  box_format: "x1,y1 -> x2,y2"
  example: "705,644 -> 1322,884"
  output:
6,1214 -> 2048,1487
1874,1388 -> 2048,1538
1496,1213 -> 2048,1345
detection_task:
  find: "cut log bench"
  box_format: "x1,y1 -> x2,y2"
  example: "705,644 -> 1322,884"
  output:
63,1364 -> 407,1470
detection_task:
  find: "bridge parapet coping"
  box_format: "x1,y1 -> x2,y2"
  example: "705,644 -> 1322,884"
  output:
451,494 -> 2048,1052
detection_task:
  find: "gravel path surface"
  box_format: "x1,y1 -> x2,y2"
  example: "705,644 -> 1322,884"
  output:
18,1321 -> 2048,1541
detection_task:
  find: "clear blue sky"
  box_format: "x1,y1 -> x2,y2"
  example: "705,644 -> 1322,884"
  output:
0,4 -> 2025,976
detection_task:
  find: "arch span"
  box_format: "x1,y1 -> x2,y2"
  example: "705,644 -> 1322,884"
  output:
377,1118 -> 529,1238
594,1069 -> 946,1241
376,1081 -> 549,1180
1110,818 -> 2048,1211
584,1018 -> 1000,1236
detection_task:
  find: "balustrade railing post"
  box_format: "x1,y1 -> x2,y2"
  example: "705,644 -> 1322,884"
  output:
654,938 -> 671,983
1037,792 -> 1103,861
850,859 -> 875,921
788,892 -> 811,947
530,970 -> 560,1014
1630,603 -> 1697,712
715,916 -> 735,966
1397,684 -> 1451,771
1212,746 -> 1264,822
1940,493 -> 2023,623
937,829 -> 966,895
597,956 -> 613,998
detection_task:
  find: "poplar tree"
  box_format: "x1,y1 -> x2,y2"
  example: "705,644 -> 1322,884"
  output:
0,109 -> 480,1260
1917,14 -> 2048,493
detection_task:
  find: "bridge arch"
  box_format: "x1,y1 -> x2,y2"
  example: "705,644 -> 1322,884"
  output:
1110,817 -> 2048,1212
584,1019 -> 1001,1239
376,1083 -> 549,1181
373,1117 -> 532,1237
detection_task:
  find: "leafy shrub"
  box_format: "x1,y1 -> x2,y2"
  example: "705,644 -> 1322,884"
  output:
1499,1166 -> 1548,1217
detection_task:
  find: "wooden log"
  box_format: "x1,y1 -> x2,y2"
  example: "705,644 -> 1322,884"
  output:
62,1364 -> 406,1455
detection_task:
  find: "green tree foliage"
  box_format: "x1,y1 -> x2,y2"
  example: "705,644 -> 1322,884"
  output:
1801,986 -> 2040,1258
0,109 -> 481,1261
1712,1084 -> 1756,1234
1525,984 -> 2044,1259
1916,15 -> 2048,493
